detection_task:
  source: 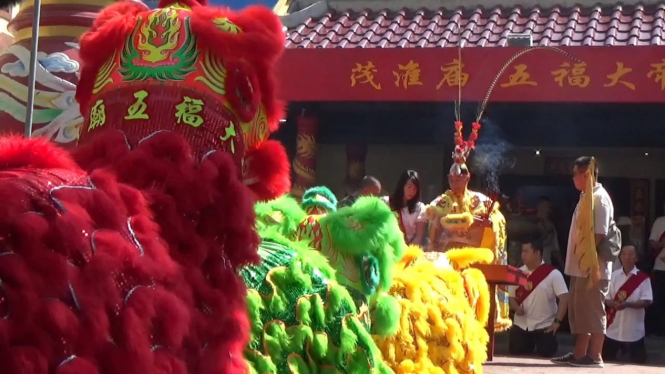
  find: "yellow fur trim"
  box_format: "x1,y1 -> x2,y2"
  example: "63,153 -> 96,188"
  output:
445,247 -> 494,270
375,251 -> 490,374
397,245 -> 425,270
440,212 -> 473,232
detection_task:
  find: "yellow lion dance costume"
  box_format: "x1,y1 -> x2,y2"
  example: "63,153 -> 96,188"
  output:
375,246 -> 493,374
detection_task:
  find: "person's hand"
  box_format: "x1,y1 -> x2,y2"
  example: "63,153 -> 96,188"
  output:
515,306 -> 525,316
606,300 -> 617,308
615,301 -> 627,311
544,321 -> 561,334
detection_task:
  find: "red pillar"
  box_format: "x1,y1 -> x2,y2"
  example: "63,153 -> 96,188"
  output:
344,144 -> 367,196
291,114 -> 318,198
0,0 -> 115,145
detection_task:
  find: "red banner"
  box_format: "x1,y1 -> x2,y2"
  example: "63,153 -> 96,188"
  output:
277,46 -> 665,103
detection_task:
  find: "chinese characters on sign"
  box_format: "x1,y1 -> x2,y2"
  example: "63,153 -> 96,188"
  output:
347,58 -> 664,94
351,61 -> 381,90
648,59 -> 665,91
436,59 -> 468,90
88,100 -> 106,131
175,96 -> 205,127
604,62 -> 635,90
392,60 -> 423,88
551,62 -> 590,88
125,90 -> 150,120
220,123 -> 237,153
500,64 -> 537,87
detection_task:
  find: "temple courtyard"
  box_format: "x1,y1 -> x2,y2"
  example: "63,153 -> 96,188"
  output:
487,333 -> 665,373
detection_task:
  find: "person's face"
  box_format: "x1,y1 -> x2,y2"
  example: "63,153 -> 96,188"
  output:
521,243 -> 540,265
448,173 -> 470,193
403,180 -> 418,201
620,246 -> 637,269
572,165 -> 588,192
362,183 -> 381,197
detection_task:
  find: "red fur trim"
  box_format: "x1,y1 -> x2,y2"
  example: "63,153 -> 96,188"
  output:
76,1 -> 147,113
72,131 -> 257,372
0,136 -> 79,171
0,128 -> 256,372
243,140 -> 290,201
190,5 -> 286,130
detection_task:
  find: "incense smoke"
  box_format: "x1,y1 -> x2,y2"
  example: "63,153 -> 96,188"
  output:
472,119 -> 515,193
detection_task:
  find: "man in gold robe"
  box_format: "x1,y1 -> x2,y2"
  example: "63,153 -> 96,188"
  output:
426,121 -> 511,331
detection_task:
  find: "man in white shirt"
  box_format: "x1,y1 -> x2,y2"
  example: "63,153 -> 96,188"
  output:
552,156 -> 614,368
604,245 -> 652,363
509,239 -> 569,357
647,213 -> 665,337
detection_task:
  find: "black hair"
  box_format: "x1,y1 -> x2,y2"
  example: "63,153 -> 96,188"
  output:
389,170 -> 421,214
358,176 -> 380,190
620,242 -> 638,256
574,156 -> 599,178
522,238 -> 544,256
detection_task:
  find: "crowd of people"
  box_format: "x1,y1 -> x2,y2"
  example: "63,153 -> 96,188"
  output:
340,156 -> 657,367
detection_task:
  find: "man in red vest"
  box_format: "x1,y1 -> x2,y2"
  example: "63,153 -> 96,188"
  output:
603,244 -> 652,363
508,238 -> 569,357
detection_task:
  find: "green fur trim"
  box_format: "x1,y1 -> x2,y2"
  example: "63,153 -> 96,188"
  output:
320,196 -> 406,291
301,186 -> 338,212
255,195 -> 307,239
369,294 -> 401,337
242,235 -> 394,373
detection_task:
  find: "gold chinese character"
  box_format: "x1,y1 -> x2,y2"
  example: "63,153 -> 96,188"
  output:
88,100 -> 106,131
220,122 -> 237,153
647,59 -> 665,91
500,64 -> 537,87
175,96 -> 204,127
436,59 -> 469,90
392,60 -> 423,88
604,62 -> 635,90
124,90 -> 150,120
351,62 -> 381,90
551,62 -> 590,88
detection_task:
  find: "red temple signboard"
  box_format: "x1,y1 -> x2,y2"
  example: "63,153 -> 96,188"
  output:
277,46 -> 665,103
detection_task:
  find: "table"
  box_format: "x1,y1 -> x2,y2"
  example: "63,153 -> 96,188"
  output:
471,264 -> 528,361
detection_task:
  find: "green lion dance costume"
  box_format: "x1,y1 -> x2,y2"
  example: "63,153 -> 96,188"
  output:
249,186 -> 496,374
245,187 -> 405,373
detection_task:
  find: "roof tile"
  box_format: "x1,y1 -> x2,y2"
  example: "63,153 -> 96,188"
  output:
285,3 -> 665,48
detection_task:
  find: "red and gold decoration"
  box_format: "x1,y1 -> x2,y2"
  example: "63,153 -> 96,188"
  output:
75,0 -> 290,201
451,120 -> 480,175
277,46 -> 665,103
291,114 -> 318,198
